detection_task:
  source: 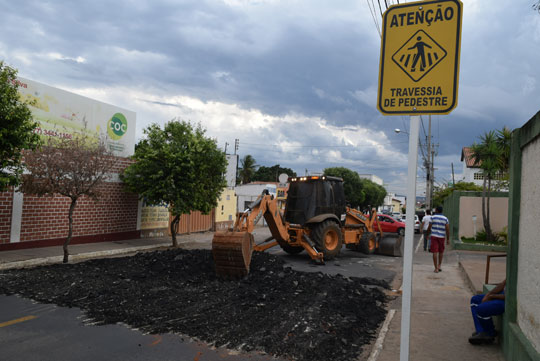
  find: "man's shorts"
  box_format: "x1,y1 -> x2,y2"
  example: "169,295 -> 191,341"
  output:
430,236 -> 445,253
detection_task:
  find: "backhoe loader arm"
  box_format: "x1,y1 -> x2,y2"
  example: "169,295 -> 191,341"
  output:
233,191 -> 290,242
212,190 -> 290,277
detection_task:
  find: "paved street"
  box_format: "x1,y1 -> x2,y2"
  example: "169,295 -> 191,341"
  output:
0,229 -> 405,361
0,294 -> 284,361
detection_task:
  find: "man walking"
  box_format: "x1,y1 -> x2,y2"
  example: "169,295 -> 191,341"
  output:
427,206 -> 450,273
420,209 -> 432,251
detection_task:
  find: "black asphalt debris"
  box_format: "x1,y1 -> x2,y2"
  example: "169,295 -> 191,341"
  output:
0,249 -> 389,361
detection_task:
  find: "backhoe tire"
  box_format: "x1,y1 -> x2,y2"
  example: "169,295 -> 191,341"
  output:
277,239 -> 304,255
359,232 -> 377,255
311,220 -> 342,260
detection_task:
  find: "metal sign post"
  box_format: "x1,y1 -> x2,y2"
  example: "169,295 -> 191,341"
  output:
375,1 -> 463,360
400,115 -> 420,361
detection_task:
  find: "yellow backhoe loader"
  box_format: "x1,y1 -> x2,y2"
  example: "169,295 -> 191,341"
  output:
212,176 -> 402,277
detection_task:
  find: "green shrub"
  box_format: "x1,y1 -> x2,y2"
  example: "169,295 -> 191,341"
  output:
475,229 -> 487,243
497,226 -> 508,245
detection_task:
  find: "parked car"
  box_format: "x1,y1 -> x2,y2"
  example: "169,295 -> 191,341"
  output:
401,214 -> 421,233
376,214 -> 406,236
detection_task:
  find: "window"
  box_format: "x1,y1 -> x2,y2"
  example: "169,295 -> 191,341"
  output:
474,172 -> 507,181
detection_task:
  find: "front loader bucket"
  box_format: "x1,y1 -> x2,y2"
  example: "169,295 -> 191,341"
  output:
212,231 -> 254,278
377,235 -> 403,257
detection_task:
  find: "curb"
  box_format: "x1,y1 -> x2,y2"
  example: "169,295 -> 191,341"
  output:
457,257 -> 479,295
0,244 -> 167,271
452,241 -> 507,253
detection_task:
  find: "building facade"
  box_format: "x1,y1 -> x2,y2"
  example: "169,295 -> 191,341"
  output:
2,77 -> 139,249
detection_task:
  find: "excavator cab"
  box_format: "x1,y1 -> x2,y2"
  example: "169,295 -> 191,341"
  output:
285,176 -> 346,226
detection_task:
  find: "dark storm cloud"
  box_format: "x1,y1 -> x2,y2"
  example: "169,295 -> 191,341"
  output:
2,1 -> 539,193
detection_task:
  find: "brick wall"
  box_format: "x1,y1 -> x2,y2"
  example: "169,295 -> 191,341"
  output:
0,191 -> 13,243
19,182 -> 138,242
0,156 -> 140,249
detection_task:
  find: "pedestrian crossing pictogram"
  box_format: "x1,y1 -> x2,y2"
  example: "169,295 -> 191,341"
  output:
392,30 -> 447,82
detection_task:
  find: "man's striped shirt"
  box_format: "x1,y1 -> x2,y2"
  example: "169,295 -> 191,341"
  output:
431,214 -> 449,238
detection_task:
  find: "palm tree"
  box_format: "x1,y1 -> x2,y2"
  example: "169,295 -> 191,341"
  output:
470,128 -> 511,242
496,126 -> 512,173
238,155 -> 257,184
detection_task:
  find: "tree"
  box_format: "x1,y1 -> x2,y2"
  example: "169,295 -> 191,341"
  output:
121,120 -> 227,247
253,164 -> 297,182
359,178 -> 387,209
491,126 -> 512,191
0,61 -> 40,191
20,132 -> 116,263
238,155 -> 257,184
470,128 -> 511,242
432,181 -> 482,208
323,167 -> 365,208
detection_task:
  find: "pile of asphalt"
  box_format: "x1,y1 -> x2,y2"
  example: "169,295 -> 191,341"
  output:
0,249 -> 388,361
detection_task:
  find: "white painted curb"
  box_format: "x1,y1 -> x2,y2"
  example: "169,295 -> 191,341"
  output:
367,309 -> 396,361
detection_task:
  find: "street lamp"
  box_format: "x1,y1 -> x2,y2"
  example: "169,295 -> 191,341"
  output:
394,128 -> 407,135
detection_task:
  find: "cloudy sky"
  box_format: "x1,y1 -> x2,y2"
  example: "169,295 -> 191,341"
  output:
2,0 -> 539,195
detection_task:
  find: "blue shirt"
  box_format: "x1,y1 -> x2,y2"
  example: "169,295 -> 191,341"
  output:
430,214 -> 449,238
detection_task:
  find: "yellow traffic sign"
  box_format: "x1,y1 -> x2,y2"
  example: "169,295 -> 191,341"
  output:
377,0 -> 463,115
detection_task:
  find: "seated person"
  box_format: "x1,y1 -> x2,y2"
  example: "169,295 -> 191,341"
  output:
469,279 -> 506,345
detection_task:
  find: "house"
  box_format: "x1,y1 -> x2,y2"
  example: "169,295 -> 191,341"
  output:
461,147 -> 484,187
214,154 -> 239,231
461,146 -> 507,188
235,182 -> 277,212
391,198 -> 402,213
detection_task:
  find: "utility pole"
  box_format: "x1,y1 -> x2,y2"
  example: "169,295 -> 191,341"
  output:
234,139 -> 239,186
425,116 -> 432,210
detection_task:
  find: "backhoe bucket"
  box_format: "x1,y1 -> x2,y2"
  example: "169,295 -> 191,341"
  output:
212,231 -> 254,277
377,234 -> 403,257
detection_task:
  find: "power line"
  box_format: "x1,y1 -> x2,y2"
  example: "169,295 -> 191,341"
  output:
420,115 -> 428,140
376,0 -> 384,18
366,0 -> 382,37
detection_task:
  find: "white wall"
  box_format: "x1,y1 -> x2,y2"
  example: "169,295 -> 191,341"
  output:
235,183 -> 277,212
517,136 -> 540,353
458,196 -> 508,238
225,154 -> 238,188
462,165 -> 484,187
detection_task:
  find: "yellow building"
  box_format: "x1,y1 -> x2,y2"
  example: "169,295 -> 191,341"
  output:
215,188 -> 237,230
391,198 -> 402,213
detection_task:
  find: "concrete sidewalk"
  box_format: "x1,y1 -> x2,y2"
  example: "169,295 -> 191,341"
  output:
0,232 -> 507,360
373,241 -> 505,361
0,232 -> 214,270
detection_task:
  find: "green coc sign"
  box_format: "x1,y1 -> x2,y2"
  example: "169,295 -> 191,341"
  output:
108,113 -> 128,140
